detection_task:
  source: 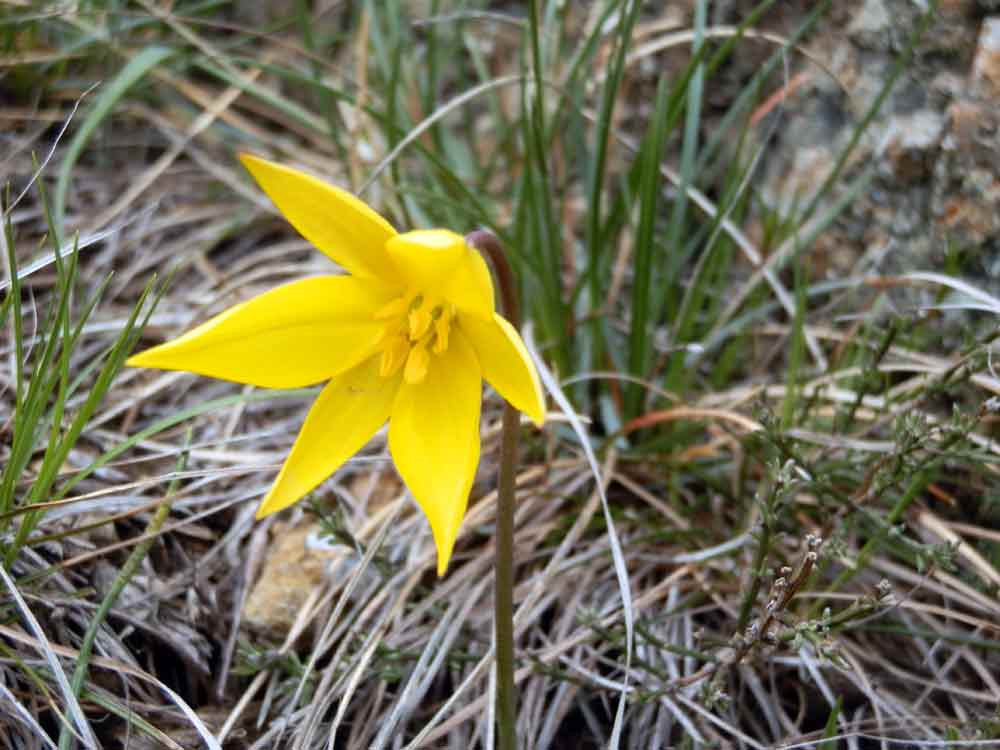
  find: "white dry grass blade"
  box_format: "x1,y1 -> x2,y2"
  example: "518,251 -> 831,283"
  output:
326,594 -> 399,748
526,326 -> 634,750
917,510 -> 1000,590
0,204 -> 159,293
401,645 -> 494,750
215,670 -> 268,745
486,660 -> 497,750
87,72 -> 259,234
3,83 -> 98,217
739,666 -> 782,742
0,566 -> 99,750
557,656 -> 632,694
370,577 -> 490,750
622,26 -> 844,98
128,674 -> 224,750
899,271 -> 1000,315
658,693 -> 705,745
669,532 -> 751,564
0,623 -> 223,750
673,693 -> 768,750
288,502 -> 403,722
797,648 -> 838,709
359,74 -> 522,194
0,681 -> 60,750
778,734 -> 1000,749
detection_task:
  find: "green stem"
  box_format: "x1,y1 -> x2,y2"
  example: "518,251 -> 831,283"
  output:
467,230 -> 519,750
737,517 -> 773,633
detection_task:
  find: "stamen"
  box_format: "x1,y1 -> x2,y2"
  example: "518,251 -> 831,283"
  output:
432,316 -> 450,354
409,306 -> 432,340
373,293 -> 454,381
379,334 -> 409,377
404,344 -> 430,384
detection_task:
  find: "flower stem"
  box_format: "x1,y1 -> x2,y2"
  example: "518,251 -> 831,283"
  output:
495,399 -> 519,750
467,229 -> 519,750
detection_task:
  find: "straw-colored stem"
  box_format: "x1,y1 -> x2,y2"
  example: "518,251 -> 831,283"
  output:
495,400 -> 519,750
467,229 -> 520,750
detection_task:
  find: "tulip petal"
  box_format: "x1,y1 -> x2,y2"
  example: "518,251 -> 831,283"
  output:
389,330 -> 481,575
127,276 -> 394,388
461,314 -> 545,426
440,245 -> 495,320
256,356 -> 400,517
385,229 -> 465,290
240,153 -> 400,282
385,230 -> 495,319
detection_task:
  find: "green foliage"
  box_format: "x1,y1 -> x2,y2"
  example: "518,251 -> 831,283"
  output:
10,0 -> 913,433
0,181 -> 158,567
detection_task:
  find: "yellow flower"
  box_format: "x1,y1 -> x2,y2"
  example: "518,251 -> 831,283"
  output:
127,154 -> 545,575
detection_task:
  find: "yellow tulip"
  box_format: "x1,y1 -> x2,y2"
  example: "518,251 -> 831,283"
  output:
127,154 -> 545,575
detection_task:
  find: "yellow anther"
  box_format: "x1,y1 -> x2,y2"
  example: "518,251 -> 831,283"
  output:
409,306 -> 432,340
379,335 -> 410,377
403,344 -> 430,384
375,295 -> 452,380
432,316 -> 451,354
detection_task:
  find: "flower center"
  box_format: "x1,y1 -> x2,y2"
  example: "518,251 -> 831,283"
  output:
373,292 -> 455,384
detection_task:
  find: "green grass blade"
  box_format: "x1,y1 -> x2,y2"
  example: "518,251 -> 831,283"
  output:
662,0 -> 707,329
583,0 -> 641,373
624,78 -> 671,420
521,0 -> 567,372
54,45 -> 174,237
820,697 -> 843,750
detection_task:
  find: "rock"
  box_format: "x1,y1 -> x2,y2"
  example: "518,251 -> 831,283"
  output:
879,109 -> 945,181
848,0 -> 891,38
932,92 -> 1000,247
936,187 -> 1000,245
940,0 -> 975,14
243,521 -> 347,632
348,471 -> 403,515
972,18 -> 1000,96
931,71 -> 970,101
768,146 -> 836,214
946,99 -> 985,143
748,0 -> 999,301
